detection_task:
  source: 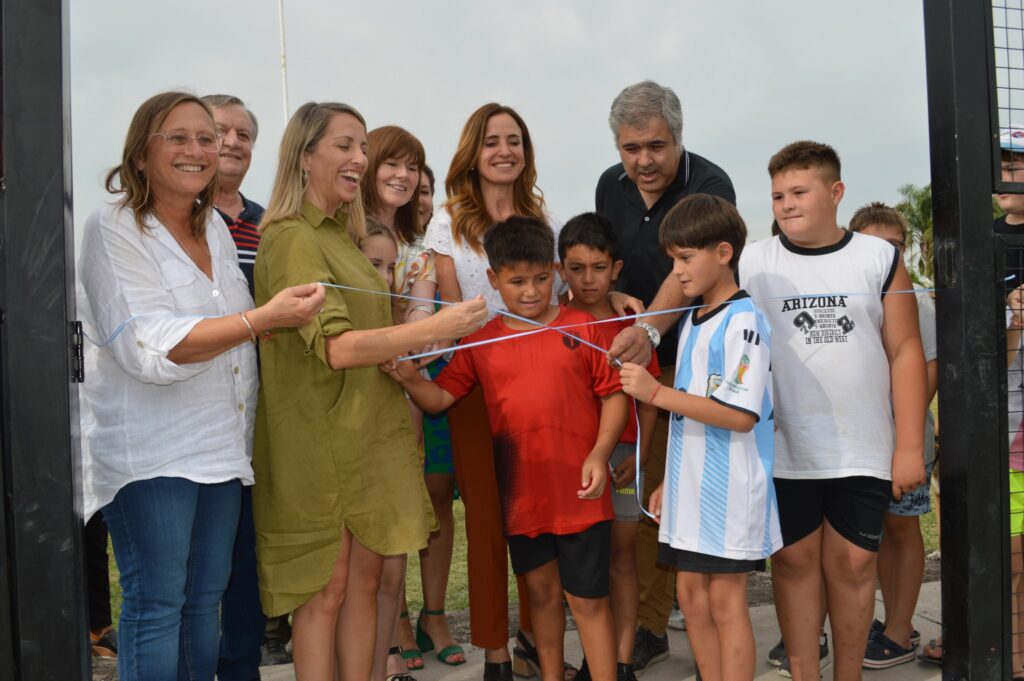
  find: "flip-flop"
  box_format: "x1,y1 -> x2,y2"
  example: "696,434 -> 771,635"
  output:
917,639 -> 943,666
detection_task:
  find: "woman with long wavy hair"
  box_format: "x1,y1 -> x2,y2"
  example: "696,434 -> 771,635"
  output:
422,103 -> 572,681
252,101 -> 486,681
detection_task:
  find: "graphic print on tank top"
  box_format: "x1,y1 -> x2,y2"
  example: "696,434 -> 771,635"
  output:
781,294 -> 856,345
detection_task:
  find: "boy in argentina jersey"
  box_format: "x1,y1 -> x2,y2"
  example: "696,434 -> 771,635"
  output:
620,194 -> 781,681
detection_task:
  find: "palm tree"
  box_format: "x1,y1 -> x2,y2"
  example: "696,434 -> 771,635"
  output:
895,183 -> 1004,287
895,183 -> 933,286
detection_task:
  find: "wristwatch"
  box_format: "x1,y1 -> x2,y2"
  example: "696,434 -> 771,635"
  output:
634,321 -> 661,348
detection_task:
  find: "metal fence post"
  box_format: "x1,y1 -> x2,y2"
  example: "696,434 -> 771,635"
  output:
0,0 -> 87,679
925,0 -> 1012,678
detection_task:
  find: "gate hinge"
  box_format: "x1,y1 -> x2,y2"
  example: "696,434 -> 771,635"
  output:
70,321 -> 84,383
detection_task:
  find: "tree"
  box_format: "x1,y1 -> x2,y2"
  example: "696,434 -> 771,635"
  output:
895,183 -> 934,286
895,183 -> 1004,287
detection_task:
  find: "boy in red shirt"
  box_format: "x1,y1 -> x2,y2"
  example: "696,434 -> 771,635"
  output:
558,213 -> 660,681
383,216 -> 628,681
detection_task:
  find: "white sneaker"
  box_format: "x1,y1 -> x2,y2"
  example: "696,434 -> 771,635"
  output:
667,608 -> 686,631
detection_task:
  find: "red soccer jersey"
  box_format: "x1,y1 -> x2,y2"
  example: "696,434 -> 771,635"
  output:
605,317 -> 661,444
435,306 -> 621,537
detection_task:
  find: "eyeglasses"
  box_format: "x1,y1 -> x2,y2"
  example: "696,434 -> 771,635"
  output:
151,131 -> 223,153
887,238 -> 906,250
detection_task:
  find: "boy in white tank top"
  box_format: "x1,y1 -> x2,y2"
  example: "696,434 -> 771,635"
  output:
738,141 -> 927,681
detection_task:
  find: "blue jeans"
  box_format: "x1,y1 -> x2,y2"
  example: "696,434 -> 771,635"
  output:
217,486 -> 266,681
103,477 -> 241,681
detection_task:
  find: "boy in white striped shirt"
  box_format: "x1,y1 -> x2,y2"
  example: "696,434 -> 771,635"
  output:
620,193 -> 781,681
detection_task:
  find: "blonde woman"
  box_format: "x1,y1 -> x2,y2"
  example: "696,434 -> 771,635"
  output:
252,101 -> 485,681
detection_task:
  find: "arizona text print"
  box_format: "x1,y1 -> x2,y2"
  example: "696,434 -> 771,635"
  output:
782,295 -> 854,345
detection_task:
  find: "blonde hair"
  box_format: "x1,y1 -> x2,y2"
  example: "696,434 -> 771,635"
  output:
360,218 -> 399,250
260,101 -> 367,241
444,103 -> 546,253
105,91 -> 218,236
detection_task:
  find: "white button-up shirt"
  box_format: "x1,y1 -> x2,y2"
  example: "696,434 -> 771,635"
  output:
78,204 -> 257,520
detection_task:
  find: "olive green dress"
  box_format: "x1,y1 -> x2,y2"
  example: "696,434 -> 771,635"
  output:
253,202 -> 436,617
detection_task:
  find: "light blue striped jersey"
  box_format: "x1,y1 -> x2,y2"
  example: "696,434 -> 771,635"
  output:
659,291 -> 783,561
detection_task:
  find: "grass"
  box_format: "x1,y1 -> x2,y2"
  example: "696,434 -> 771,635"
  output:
404,501 -> 520,614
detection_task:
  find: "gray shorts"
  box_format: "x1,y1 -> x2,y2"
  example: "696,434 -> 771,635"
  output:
610,442 -> 641,522
887,461 -> 935,517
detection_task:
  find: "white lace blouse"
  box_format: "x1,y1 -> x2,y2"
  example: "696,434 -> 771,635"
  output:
422,206 -> 566,319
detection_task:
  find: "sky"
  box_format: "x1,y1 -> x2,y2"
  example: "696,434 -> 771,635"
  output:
69,1 -> 931,243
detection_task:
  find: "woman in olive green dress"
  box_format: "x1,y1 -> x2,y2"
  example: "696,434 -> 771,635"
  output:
253,101 -> 487,681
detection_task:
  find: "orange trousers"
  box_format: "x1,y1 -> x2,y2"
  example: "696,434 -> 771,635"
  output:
448,386 -> 532,649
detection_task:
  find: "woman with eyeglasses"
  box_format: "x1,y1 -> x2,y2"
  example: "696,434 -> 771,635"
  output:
77,91 -> 327,681
252,101 -> 486,681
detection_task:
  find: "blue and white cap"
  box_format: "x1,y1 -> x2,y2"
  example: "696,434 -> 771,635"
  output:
1001,128 -> 1024,152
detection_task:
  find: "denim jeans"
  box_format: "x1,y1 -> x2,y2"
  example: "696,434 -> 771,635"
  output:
103,477 -> 241,681
217,485 -> 266,681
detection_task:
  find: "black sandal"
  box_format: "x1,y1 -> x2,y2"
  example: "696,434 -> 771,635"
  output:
511,630 -> 578,680
484,661 -> 513,681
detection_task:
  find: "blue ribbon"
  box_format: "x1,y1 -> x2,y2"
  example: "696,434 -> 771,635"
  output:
83,280 -> 947,522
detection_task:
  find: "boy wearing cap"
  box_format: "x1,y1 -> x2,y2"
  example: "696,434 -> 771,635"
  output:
996,129 -> 1024,676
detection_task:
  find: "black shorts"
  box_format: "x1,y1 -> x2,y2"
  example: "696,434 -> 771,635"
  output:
657,543 -> 766,574
507,521 -> 611,598
773,476 -> 891,552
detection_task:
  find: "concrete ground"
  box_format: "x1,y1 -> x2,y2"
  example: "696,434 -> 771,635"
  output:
261,582 -> 943,681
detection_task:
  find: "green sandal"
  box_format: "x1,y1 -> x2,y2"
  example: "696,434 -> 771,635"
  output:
415,608 -> 466,666
398,612 -> 424,670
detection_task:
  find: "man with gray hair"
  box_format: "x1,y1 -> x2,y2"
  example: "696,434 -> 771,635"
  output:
203,94 -> 293,679
596,80 -> 734,677
204,94 -> 263,291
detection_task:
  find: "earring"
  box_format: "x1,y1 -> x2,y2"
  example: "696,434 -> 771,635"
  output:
301,168 -> 309,186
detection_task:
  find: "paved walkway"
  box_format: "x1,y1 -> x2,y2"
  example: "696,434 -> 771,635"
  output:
262,582 -> 943,681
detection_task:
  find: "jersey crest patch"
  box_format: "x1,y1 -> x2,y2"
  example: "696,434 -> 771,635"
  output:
706,373 -> 722,397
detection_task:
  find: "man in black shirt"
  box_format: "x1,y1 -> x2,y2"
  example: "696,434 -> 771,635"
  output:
595,80 -> 735,677
596,81 -> 735,367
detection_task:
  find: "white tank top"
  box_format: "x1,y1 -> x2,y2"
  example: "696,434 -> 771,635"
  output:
738,231 -> 899,480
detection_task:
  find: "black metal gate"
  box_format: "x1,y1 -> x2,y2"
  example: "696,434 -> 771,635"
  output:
924,0 -> 1024,678
0,0 -> 88,679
